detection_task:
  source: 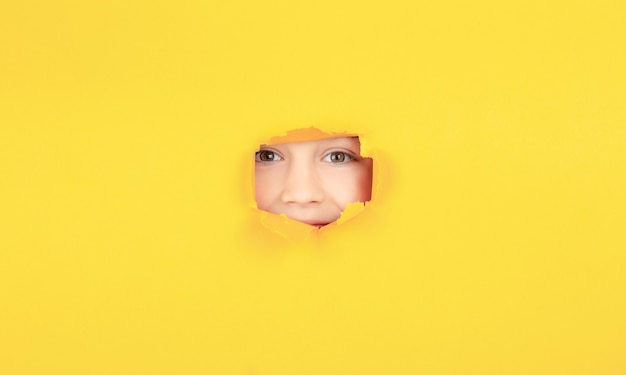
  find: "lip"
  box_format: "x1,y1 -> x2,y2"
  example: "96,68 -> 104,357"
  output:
297,219 -> 331,227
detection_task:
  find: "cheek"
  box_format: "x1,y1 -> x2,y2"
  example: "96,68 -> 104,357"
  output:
357,158 -> 373,201
254,167 -> 279,209
349,160 -> 373,202
326,164 -> 372,205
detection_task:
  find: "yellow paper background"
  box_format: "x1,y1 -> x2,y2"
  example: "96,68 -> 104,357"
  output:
1,1 -> 625,374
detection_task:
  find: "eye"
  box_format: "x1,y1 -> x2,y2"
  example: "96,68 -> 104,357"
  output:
322,151 -> 355,164
255,150 -> 283,162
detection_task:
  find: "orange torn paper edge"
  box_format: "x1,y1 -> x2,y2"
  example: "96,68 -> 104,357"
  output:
263,127 -> 358,145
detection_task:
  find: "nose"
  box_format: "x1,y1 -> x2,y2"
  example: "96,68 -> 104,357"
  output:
280,160 -> 325,206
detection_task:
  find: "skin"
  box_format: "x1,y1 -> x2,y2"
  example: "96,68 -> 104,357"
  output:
255,137 -> 373,227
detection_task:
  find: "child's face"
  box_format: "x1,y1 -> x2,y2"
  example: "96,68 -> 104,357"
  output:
255,137 -> 372,227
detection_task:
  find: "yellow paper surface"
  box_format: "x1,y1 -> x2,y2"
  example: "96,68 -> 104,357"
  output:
1,1 -> 625,374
